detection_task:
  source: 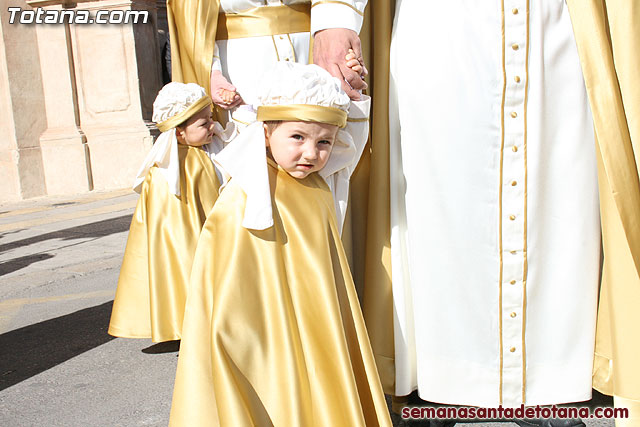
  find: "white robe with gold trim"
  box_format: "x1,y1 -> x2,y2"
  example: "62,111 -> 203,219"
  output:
389,0 -> 600,407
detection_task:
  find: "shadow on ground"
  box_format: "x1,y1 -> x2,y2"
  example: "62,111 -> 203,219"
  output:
0,253 -> 55,276
142,340 -> 180,354
0,301 -> 116,390
0,215 -> 132,255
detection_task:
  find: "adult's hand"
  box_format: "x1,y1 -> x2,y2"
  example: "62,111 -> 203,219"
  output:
313,28 -> 367,100
210,70 -> 243,110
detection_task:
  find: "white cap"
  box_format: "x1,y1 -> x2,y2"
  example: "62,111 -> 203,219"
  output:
153,82 -> 211,131
256,62 -> 350,111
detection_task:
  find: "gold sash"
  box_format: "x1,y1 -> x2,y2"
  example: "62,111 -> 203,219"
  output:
216,4 -> 311,40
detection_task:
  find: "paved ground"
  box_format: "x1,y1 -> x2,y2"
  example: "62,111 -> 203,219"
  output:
0,189 -> 616,426
0,190 -> 176,426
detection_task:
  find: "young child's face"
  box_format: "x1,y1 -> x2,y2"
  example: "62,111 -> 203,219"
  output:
176,106 -> 215,147
264,121 -> 339,179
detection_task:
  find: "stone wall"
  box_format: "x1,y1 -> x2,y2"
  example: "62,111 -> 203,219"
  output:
0,0 -> 162,201
0,0 -> 48,201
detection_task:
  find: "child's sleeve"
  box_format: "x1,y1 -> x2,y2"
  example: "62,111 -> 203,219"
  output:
342,95 -> 371,179
320,95 -> 371,234
211,43 -> 222,73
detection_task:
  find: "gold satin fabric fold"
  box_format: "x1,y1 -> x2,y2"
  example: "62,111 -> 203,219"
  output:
357,0 -> 396,395
566,0 -> 640,405
257,104 -> 348,128
167,0 -> 219,97
216,4 -> 311,40
108,145 -> 219,343
156,97 -> 212,132
169,161 -> 391,426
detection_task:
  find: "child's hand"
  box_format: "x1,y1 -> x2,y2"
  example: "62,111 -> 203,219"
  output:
218,88 -> 237,105
345,49 -> 368,79
210,70 -> 243,109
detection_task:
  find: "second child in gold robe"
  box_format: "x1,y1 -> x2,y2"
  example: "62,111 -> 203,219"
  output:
108,83 -> 230,343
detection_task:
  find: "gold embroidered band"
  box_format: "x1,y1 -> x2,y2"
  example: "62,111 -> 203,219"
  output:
257,104 -> 348,128
216,4 -> 311,40
156,96 -> 212,132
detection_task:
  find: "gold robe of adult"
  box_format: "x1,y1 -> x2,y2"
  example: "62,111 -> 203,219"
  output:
108,145 -> 219,342
568,0 -> 640,423
169,160 -> 391,427
360,0 -> 640,415
166,0 -> 219,95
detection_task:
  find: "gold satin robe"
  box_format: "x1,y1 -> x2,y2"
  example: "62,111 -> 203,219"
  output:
169,160 -> 391,427
569,1 -> 640,422
108,145 -> 219,343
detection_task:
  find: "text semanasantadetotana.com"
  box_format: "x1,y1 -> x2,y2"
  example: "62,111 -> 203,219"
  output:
402,405 -> 629,420
7,7 -> 149,25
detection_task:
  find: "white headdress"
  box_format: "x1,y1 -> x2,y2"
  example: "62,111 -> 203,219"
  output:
132,82 -> 231,195
214,62 -> 370,233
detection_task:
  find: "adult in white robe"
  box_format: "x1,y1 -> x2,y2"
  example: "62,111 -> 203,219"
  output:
389,0 -> 600,407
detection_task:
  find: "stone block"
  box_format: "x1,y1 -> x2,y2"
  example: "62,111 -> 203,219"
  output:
82,123 -> 153,191
39,127 -> 92,195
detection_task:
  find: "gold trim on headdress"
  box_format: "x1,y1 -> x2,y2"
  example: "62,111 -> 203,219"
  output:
257,104 -> 348,128
156,96 -> 212,132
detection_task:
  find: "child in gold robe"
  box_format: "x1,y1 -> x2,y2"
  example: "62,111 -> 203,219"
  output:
108,83 -> 233,343
169,62 -> 390,426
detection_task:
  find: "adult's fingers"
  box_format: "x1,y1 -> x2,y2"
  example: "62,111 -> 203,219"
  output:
350,36 -> 363,62
340,62 -> 367,93
211,92 -> 225,105
347,36 -> 368,79
215,98 -> 242,110
361,63 -> 369,77
219,80 -> 236,92
329,63 -> 361,100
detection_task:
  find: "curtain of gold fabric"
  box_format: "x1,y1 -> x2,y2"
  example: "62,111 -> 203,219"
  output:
166,0 -> 220,94
358,0 -> 396,395
567,0 -> 640,420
